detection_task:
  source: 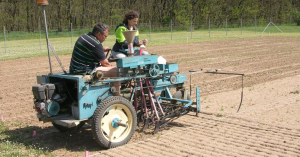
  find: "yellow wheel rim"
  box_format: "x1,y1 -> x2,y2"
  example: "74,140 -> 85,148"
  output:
100,103 -> 133,142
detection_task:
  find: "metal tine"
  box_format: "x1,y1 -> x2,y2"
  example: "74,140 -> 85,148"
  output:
139,78 -> 148,118
133,87 -> 138,111
142,118 -> 150,131
146,79 -> 165,116
145,79 -> 160,121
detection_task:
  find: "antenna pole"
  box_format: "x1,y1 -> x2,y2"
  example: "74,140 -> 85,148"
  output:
42,6 -> 52,74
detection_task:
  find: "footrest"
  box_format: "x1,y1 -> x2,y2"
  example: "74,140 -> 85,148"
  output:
50,114 -> 87,128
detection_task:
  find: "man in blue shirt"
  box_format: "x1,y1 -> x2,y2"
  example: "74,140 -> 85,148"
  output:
69,22 -> 120,96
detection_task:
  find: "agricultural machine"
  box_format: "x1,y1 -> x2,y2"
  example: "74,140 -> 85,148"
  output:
32,0 -> 244,149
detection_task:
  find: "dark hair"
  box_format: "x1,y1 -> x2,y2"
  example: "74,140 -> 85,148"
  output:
123,10 -> 139,24
92,22 -> 109,35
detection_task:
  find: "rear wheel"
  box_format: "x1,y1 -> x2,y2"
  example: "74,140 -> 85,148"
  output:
173,90 -> 191,100
92,96 -> 137,148
172,90 -> 191,104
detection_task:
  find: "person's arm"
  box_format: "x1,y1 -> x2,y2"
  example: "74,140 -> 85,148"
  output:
100,59 -> 111,67
103,46 -> 111,52
92,42 -> 110,66
133,30 -> 147,47
133,30 -> 140,47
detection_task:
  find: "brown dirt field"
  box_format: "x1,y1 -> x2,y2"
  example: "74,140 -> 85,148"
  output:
0,37 -> 300,156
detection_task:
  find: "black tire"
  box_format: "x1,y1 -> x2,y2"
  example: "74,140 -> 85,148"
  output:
172,90 -> 191,104
52,121 -> 85,132
92,96 -> 137,148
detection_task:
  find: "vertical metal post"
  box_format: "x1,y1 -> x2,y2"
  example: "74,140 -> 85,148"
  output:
42,6 -> 53,74
226,18 -> 228,36
196,87 -> 200,116
39,24 -> 42,51
255,16 -> 257,34
289,16 -> 291,33
240,18 -> 243,35
190,18 -> 192,39
71,23 -> 73,48
149,20 -> 151,41
270,18 -> 272,33
190,75 -> 192,95
209,17 -> 211,38
171,19 -> 173,40
3,26 -> 6,53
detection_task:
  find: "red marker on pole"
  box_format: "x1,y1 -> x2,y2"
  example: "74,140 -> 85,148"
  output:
33,130 -> 36,136
85,151 -> 89,157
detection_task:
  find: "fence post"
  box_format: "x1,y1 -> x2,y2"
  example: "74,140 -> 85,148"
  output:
270,18 -> 272,33
289,16 -> 291,33
3,26 -> 6,53
226,18 -> 228,36
255,16 -> 257,34
71,23 -> 73,48
171,19 -> 173,40
240,18 -> 243,35
209,17 -> 211,38
190,18 -> 193,39
39,24 -> 42,51
149,20 -> 151,41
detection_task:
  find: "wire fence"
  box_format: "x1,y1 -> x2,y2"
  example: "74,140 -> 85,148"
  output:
0,17 -> 299,60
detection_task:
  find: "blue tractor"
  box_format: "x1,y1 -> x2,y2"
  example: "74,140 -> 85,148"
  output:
32,54 -> 201,148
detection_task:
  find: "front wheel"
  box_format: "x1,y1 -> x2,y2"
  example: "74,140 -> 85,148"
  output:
92,96 -> 137,148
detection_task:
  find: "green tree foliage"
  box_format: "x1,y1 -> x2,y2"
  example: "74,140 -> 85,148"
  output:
0,0 -> 299,32
294,9 -> 300,25
173,0 -> 192,26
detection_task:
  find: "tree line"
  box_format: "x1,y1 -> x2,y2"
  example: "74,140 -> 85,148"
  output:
1,0 -> 300,33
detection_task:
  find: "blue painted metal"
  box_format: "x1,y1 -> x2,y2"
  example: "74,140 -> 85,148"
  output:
111,118 -> 120,128
44,73 -> 113,120
151,74 -> 187,88
160,97 -> 193,107
78,83 -> 112,119
196,87 -> 200,112
35,53 -> 202,124
158,63 -> 178,73
47,101 -> 60,115
130,87 -> 136,102
117,55 -> 158,68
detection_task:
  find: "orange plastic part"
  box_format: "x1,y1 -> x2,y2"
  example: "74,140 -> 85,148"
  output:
37,0 -> 49,5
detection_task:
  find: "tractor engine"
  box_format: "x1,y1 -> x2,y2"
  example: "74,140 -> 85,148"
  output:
32,83 -> 67,117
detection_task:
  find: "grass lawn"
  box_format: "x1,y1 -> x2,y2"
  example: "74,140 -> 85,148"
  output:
0,25 -> 299,61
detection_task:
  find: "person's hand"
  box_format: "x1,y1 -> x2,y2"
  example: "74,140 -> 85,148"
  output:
100,59 -> 111,67
138,40 -> 143,46
103,47 -> 111,52
143,39 -> 148,46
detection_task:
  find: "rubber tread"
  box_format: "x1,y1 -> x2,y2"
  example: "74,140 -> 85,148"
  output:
91,96 -> 137,148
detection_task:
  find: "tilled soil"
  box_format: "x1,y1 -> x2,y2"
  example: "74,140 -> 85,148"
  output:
0,37 -> 299,156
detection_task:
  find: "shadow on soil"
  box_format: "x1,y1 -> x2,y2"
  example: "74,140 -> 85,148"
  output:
1,118 -> 193,154
1,124 -> 104,153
